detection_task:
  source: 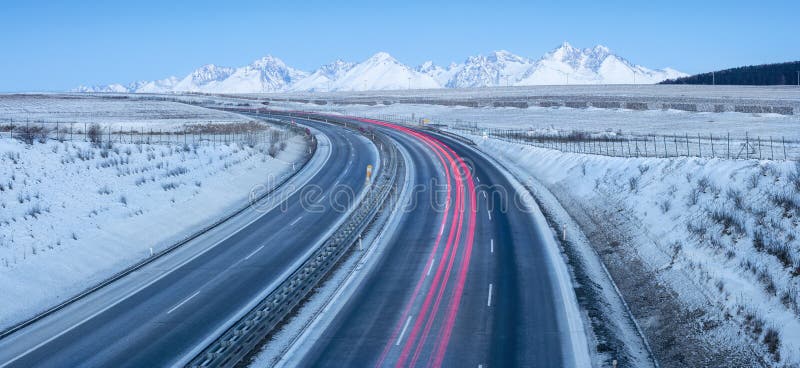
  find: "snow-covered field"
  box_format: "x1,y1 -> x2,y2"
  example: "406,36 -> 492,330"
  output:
470,136 -> 800,365
0,96 -> 309,330
270,84 -> 800,104
280,101 -> 800,140
0,94 -> 254,130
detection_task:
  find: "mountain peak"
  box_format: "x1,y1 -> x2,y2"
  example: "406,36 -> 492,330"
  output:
592,45 -> 611,54
547,42 -> 582,63
250,55 -> 287,69
488,50 -> 529,64
74,44 -> 685,92
368,51 -> 396,62
558,41 -> 576,51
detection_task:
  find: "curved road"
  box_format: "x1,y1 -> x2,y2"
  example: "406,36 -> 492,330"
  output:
0,118 -> 377,368
297,117 -> 580,367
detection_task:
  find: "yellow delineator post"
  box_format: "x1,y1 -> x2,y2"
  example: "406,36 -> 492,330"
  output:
365,164 -> 373,184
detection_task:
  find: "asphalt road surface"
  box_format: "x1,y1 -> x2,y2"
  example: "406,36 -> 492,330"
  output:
298,118 -> 572,367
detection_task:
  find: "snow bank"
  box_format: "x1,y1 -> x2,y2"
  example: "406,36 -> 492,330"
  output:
476,136 -> 800,365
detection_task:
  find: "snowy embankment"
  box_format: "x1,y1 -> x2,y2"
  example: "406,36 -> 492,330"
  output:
0,133 -> 307,330
474,136 -> 800,366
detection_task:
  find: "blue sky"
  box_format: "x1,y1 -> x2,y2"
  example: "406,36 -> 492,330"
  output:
1,0 -> 797,92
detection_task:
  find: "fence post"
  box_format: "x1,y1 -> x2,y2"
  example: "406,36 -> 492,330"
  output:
745,132 -> 749,160
783,136 -> 787,160
674,134 -> 678,157
727,133 -> 730,159
663,136 -> 668,157
758,136 -> 761,160
698,133 -> 702,158
685,133 -> 690,156
769,136 -> 774,160
644,136 -> 648,157
709,133 -> 714,157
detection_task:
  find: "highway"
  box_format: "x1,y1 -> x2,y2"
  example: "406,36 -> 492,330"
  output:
0,113 -> 586,368
296,117 -> 580,367
0,118 -> 378,368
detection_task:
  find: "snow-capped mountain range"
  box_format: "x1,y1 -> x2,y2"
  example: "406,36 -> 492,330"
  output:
74,42 -> 687,93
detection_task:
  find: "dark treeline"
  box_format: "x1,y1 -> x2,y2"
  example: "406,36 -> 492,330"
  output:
660,61 -> 800,85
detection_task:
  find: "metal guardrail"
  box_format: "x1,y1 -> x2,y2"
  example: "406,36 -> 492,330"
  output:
187,112 -> 402,368
0,115 -> 317,341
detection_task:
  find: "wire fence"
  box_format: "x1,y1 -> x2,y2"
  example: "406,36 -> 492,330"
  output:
449,126 -> 797,161
346,112 -> 799,161
0,119 -> 307,148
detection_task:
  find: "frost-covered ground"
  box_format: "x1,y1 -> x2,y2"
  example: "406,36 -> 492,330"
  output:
276,101 -> 800,142
0,94 -> 254,130
0,129 -> 306,330
264,84 -> 800,104
471,136 -> 800,366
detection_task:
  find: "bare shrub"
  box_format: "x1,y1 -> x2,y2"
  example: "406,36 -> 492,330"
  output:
15,125 -> 50,145
752,230 -> 765,252
789,161 -> 800,192
97,185 -> 112,195
746,173 -> 760,189
766,241 -> 794,269
708,207 -> 745,236
770,191 -> 800,218
763,328 -> 781,361
628,176 -> 639,192
726,188 -> 745,211
696,176 -> 711,193
87,124 -> 102,147
687,187 -> 701,206
659,199 -> 671,213
165,166 -> 188,177
26,204 -> 43,218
